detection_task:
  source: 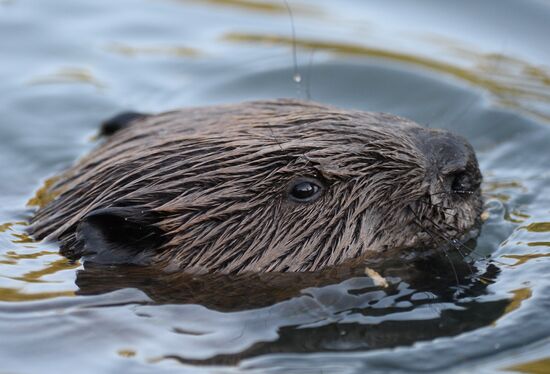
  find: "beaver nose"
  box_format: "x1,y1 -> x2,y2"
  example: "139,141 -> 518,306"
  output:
412,128 -> 478,191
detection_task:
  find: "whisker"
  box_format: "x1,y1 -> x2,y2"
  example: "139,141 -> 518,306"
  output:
407,207 -> 461,288
425,223 -> 476,278
417,199 -> 458,213
440,245 -> 462,293
429,190 -> 476,197
409,205 -> 480,281
427,217 -> 482,260
453,190 -> 476,195
427,226 -> 480,294
267,123 -> 284,153
416,212 -> 481,264
416,199 -> 484,261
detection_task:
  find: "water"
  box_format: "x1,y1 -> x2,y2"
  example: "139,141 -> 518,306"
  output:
1,0 -> 550,373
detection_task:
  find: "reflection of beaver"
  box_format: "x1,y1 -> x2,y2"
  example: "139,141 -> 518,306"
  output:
73,261 -> 504,366
29,99 -> 482,273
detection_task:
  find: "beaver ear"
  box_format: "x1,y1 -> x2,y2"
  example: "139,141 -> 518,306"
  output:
100,111 -> 149,136
75,207 -> 163,265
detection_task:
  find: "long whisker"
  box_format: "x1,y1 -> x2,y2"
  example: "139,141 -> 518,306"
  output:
415,212 -> 481,268
427,223 -> 475,275
421,213 -> 474,252
417,199 -> 459,213
414,202 -> 481,258
267,123 -> 284,153
425,225 -> 481,295
430,190 -> 476,197
427,216 -> 484,262
409,204 -> 480,281
407,207 -> 460,287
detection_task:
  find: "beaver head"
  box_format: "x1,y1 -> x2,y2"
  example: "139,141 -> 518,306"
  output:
30,99 -> 482,273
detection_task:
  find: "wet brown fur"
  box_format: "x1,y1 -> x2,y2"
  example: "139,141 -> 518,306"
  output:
30,99 -> 482,273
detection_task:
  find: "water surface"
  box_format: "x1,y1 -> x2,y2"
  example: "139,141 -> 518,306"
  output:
1,1 -> 550,373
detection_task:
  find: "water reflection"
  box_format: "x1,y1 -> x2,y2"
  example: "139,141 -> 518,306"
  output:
67,250 -> 509,364
28,68 -> 105,89
175,0 -> 315,15
0,222 -> 78,302
503,253 -> 550,266
105,43 -> 200,58
522,222 -> 550,232
505,357 -> 550,374
223,33 -> 550,122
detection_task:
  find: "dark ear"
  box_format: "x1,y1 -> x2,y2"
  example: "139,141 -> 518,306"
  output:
75,207 -> 164,265
100,111 -> 149,136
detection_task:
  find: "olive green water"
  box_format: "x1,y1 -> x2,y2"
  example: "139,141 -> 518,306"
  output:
1,1 -> 550,373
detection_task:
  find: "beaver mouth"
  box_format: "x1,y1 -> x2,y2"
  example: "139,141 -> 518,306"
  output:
372,230 -> 479,269
402,219 -> 481,260
377,209 -> 482,263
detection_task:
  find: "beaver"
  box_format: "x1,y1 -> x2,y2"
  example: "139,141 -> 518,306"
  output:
29,99 -> 483,274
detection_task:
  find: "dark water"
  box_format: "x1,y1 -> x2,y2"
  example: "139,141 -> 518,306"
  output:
1,0 -> 550,373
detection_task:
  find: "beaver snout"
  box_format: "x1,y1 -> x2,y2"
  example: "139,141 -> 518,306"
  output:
413,128 -> 482,197
400,127 -> 483,254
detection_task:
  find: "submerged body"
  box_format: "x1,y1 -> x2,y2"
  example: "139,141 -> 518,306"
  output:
30,99 -> 482,273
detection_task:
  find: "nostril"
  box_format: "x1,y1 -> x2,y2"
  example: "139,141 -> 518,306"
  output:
450,171 -> 474,194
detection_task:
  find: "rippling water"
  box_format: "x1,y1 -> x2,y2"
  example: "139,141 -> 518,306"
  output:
1,1 -> 550,373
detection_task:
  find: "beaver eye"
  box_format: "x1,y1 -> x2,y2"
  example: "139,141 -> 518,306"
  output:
288,178 -> 323,202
